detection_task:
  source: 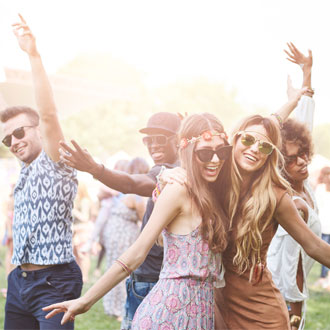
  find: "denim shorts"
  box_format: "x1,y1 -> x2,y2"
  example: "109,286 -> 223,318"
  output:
121,276 -> 157,330
4,261 -> 83,330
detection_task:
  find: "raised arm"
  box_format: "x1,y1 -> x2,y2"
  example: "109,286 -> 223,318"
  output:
43,182 -> 184,324
275,193 -> 330,268
12,14 -> 63,161
285,42 -> 315,131
270,76 -> 307,128
59,140 -> 156,196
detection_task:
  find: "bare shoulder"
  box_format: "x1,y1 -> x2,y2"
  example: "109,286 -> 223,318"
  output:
273,186 -> 288,204
162,181 -> 188,199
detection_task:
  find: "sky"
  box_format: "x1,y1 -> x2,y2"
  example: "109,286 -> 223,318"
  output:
0,0 -> 329,125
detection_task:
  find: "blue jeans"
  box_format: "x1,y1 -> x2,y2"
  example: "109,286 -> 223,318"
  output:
321,234 -> 330,278
4,261 -> 83,330
121,276 -> 157,330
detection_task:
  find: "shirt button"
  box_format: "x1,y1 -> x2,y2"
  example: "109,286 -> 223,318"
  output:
22,272 -> 27,278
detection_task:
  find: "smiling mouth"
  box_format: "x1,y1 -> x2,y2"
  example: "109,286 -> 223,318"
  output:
244,153 -> 258,162
15,146 -> 25,154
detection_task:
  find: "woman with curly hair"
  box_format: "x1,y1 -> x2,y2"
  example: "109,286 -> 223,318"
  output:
43,113 -> 232,329
267,43 -> 320,330
267,120 -> 320,330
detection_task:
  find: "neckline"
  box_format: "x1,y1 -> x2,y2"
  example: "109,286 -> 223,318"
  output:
164,223 -> 201,237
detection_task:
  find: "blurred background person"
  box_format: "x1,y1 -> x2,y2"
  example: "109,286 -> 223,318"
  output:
79,159 -> 131,278
314,166 -> 330,289
103,157 -> 149,320
1,184 -> 15,298
72,181 -> 95,283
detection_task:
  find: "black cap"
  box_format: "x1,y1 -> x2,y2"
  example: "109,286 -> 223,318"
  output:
139,112 -> 181,135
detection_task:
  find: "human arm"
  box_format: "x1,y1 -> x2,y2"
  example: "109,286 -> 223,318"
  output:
285,42 -> 314,131
270,77 -> 307,128
12,14 -> 63,161
42,182 -> 185,324
59,140 -> 156,196
274,193 -> 330,268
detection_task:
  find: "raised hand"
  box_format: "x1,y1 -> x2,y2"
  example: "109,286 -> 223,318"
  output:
285,42 -> 312,69
59,140 -> 100,175
12,14 -> 38,56
287,75 -> 307,103
43,297 -> 90,325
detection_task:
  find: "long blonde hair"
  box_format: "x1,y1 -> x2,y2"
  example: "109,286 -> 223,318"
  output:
227,115 -> 291,279
179,113 -> 229,254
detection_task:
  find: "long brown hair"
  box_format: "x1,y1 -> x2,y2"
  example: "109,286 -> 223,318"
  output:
179,113 -> 229,254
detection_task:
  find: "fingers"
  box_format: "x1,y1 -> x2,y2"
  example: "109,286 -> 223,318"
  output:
59,141 -> 76,155
61,311 -> 75,325
18,13 -> 27,24
44,308 -> 65,319
71,140 -> 87,154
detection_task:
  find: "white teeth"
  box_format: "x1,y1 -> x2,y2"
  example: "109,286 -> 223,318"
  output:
245,154 -> 257,161
206,166 -> 218,170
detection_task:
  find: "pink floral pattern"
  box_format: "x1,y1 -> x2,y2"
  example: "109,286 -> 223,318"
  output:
132,226 -> 224,329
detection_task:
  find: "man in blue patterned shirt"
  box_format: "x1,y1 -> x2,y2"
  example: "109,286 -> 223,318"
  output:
1,15 -> 82,329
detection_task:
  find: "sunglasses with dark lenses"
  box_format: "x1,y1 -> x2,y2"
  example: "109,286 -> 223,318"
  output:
284,151 -> 309,166
2,126 -> 36,147
195,145 -> 233,163
142,134 -> 174,147
238,132 -> 274,155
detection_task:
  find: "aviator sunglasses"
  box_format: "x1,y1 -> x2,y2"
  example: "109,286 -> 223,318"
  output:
237,131 -> 274,155
142,134 -> 175,147
195,145 -> 233,163
2,126 -> 36,147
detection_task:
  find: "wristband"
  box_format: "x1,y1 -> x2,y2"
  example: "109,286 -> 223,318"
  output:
271,113 -> 283,129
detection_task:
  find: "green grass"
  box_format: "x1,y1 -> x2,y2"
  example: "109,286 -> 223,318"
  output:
1,246 -> 330,329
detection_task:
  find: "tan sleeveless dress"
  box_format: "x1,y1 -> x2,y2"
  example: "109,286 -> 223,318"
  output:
215,215 -> 290,329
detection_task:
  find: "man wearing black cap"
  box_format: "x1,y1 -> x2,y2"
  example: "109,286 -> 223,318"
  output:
59,112 -> 181,329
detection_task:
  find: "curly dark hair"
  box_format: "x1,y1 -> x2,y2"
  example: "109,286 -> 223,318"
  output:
281,118 -> 314,163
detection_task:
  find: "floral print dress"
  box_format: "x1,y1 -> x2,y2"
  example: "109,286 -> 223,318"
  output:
132,225 -> 224,330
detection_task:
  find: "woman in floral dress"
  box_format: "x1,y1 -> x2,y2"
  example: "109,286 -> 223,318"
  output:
43,113 -> 231,329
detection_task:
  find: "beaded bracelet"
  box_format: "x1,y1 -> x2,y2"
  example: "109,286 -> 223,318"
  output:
152,182 -> 162,202
271,113 -> 283,129
115,259 -> 132,276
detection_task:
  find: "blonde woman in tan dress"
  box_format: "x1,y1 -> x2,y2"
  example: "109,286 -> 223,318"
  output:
214,113 -> 330,330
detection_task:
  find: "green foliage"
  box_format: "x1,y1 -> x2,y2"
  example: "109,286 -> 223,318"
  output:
0,145 -> 12,158
61,78 -> 248,158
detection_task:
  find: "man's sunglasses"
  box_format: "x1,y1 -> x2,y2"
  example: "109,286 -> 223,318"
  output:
2,126 -> 36,147
284,151 -> 309,166
237,131 -> 274,155
142,134 -> 175,147
195,145 -> 232,163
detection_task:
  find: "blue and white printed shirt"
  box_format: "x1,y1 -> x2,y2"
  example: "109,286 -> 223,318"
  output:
12,150 -> 78,265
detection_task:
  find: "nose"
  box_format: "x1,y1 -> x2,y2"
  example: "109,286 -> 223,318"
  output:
211,152 -> 220,162
249,141 -> 260,153
296,155 -> 307,165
